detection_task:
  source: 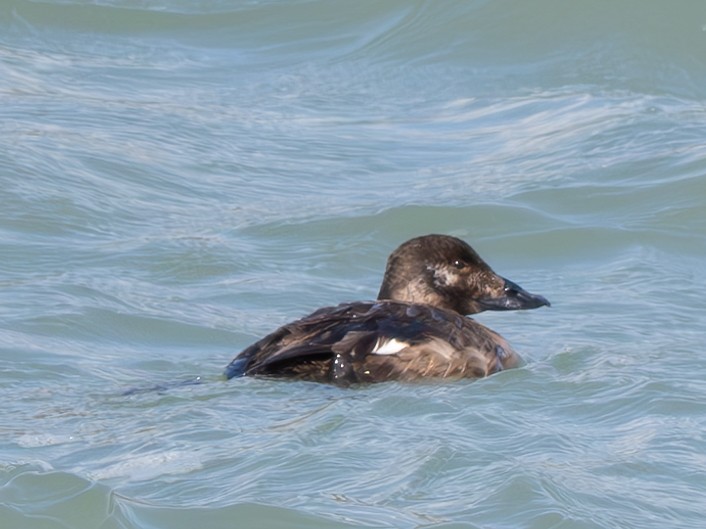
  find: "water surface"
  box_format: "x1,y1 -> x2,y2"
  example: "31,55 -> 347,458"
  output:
2,1 -> 706,528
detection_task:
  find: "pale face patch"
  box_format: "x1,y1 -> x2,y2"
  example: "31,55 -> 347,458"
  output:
429,265 -> 462,289
371,337 -> 409,355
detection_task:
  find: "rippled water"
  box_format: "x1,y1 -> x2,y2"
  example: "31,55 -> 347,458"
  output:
2,1 -> 706,528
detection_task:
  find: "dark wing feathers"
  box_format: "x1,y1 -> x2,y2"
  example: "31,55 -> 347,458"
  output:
224,303 -> 369,378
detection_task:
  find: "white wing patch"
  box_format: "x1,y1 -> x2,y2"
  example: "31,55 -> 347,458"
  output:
371,337 -> 409,355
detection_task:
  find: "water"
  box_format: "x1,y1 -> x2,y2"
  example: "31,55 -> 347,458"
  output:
2,0 -> 706,527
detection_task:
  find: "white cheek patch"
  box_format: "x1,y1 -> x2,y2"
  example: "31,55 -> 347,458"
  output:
430,266 -> 458,287
371,337 -> 409,355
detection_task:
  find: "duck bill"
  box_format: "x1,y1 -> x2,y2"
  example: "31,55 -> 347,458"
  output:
479,277 -> 550,311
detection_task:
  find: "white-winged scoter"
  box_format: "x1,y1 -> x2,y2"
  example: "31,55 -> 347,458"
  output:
225,234 -> 549,384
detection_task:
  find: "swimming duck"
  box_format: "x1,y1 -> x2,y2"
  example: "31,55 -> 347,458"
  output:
224,234 -> 549,384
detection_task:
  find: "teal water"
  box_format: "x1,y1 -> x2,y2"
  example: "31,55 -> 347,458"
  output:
2,1 -> 706,528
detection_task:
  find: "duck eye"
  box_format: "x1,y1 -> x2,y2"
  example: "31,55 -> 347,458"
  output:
452,259 -> 467,270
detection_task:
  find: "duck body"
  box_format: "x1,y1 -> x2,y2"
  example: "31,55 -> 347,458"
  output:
225,234 -> 549,385
224,300 -> 519,384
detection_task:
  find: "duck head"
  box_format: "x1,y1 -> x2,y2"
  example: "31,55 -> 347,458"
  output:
377,234 -> 550,315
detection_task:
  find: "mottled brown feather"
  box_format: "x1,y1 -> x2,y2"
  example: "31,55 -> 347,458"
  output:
225,301 -> 520,384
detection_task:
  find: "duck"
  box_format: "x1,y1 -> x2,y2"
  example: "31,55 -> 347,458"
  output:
224,234 -> 549,384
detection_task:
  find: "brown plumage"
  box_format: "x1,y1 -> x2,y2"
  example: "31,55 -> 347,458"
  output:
224,234 -> 549,384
